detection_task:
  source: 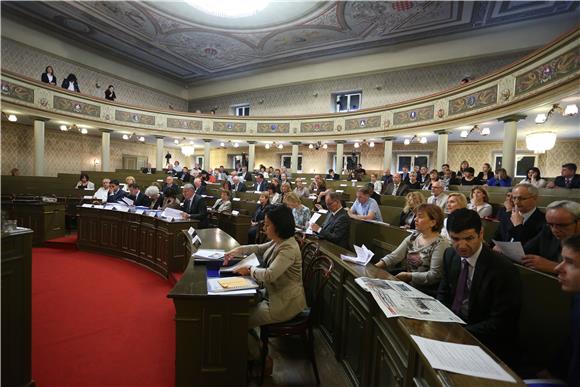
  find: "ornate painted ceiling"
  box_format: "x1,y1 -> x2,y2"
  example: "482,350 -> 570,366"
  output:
2,1 -> 578,83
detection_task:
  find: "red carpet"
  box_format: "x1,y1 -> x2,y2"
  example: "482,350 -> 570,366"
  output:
32,235 -> 175,387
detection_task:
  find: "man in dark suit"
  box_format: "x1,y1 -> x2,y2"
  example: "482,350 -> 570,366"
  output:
492,184 -> 546,247
193,177 -> 207,196
141,163 -> 156,174
240,166 -> 253,182
382,173 -> 409,196
162,176 -> 179,195
181,183 -> 208,228
325,169 -> 340,180
310,191 -> 350,249
231,176 -> 247,192
438,208 -> 521,363
548,163 -> 580,189
179,167 -> 192,183
128,184 -> 151,207
381,169 -> 393,186
400,166 -> 410,183
254,174 -> 268,192
107,179 -> 127,203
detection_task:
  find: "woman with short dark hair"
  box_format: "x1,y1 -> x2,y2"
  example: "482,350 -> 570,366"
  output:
61,73 -> 80,92
104,85 -> 116,101
75,173 -> 95,190
522,167 -> 546,188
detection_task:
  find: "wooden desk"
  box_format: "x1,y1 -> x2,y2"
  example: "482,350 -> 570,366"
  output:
2,200 -> 66,245
2,227 -> 34,387
77,207 -> 198,277
168,228 -> 253,387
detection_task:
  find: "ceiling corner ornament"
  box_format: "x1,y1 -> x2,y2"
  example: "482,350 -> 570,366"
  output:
383,120 -> 390,128
501,89 -> 511,101
437,108 -> 445,119
336,124 -> 343,132
39,97 -> 48,108
184,0 -> 270,18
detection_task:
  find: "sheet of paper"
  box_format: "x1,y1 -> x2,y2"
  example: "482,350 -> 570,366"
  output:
411,335 -> 516,383
233,197 -> 241,201
122,197 -> 134,206
206,276 -> 258,293
135,209 -> 145,215
492,240 -> 525,263
340,244 -> 374,266
231,210 -> 240,216
194,249 -> 225,260
115,206 -> 130,212
93,204 -> 104,209
317,209 -> 328,214
355,278 -> 430,299
83,195 -> 93,199
220,253 -> 260,273
309,212 -> 322,224
187,227 -> 196,236
162,207 -> 185,219
81,203 -> 93,208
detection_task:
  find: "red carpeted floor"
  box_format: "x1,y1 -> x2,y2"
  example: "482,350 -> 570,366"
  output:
32,234 -> 175,387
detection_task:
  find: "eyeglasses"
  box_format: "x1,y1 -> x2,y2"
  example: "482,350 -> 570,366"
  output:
511,196 -> 533,201
547,222 -> 576,229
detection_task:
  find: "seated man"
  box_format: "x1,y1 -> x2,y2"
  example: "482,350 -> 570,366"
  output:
107,179 -> 127,203
310,191 -> 350,249
427,181 -> 448,211
438,208 -> 521,362
180,183 -> 208,228
348,186 -> 383,222
547,163 -> 580,189
326,169 -> 340,180
254,174 -> 268,192
231,176 -> 247,192
383,173 -> 409,196
523,200 -> 580,274
179,166 -> 192,182
366,183 -> 382,205
381,169 -> 393,186
128,183 -> 151,207
141,163 -> 156,174
492,184 -> 546,247
93,178 -> 110,202
193,177 -> 207,196
162,176 -> 178,195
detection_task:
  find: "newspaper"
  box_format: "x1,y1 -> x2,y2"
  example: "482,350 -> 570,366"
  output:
355,278 -> 428,298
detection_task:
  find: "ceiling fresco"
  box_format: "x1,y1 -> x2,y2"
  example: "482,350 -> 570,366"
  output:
2,1 -> 578,82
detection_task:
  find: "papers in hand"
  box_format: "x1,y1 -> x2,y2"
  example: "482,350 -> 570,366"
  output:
341,244 -> 374,266
194,249 -> 225,261
492,240 -> 525,263
220,253 -> 260,274
411,335 -> 516,383
207,276 -> 258,294
304,212 -> 322,235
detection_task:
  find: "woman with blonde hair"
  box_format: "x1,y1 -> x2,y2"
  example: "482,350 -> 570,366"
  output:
283,191 -> 311,229
467,186 -> 493,218
399,191 -> 425,229
123,176 -> 136,192
441,192 -> 468,239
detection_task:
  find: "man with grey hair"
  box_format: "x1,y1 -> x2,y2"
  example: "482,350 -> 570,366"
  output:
93,178 -> 110,202
193,177 -> 207,196
231,175 -> 247,192
523,200 -> 580,274
181,183 -> 208,227
492,183 -> 546,247
310,191 -> 350,249
427,180 -> 448,211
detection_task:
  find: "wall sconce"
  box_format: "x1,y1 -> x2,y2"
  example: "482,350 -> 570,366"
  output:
7,114 -> 17,122
258,99 -> 264,104
375,85 -> 383,91
95,82 -> 101,89
94,159 -> 101,167
460,125 -> 490,138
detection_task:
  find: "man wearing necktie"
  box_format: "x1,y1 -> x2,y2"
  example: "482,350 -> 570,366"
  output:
548,163 -> 580,189
437,208 -> 521,364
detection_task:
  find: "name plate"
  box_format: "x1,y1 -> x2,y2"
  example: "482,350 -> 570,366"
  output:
232,210 -> 240,216
135,209 -> 145,214
233,197 -> 241,201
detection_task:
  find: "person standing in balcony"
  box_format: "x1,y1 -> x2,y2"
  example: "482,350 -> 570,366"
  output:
61,73 -> 80,93
104,85 -> 116,101
41,65 -> 57,86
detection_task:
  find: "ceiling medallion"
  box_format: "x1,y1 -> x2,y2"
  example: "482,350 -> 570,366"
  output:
185,0 -> 270,18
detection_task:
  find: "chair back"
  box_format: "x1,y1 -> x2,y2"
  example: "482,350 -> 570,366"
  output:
302,255 -> 333,319
256,221 -> 269,244
299,239 -> 319,283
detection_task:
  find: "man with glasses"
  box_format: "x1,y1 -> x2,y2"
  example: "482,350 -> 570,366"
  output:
492,184 -> 546,247
427,181 -> 448,211
523,200 -> 580,274
310,191 -> 350,249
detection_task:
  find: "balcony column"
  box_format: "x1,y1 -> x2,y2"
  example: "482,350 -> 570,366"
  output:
155,136 -> 164,169
335,140 -> 345,174
248,141 -> 256,171
435,130 -> 449,168
203,139 -> 211,170
382,137 -> 395,171
290,142 -> 301,173
99,129 -> 113,172
33,118 -> 48,176
498,114 -> 526,178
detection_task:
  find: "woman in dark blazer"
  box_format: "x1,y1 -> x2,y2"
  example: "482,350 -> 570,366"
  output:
41,66 -> 57,85
61,74 -> 80,92
104,85 -> 116,101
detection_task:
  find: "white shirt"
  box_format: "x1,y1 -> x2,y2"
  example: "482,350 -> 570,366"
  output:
47,74 -> 54,82
391,184 -> 399,196
67,82 -> 75,91
427,193 -> 448,210
522,207 -> 538,224
93,187 -> 109,202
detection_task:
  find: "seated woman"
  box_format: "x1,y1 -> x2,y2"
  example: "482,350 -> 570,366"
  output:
248,192 -> 270,243
224,204 -> 307,362
441,192 -> 468,240
476,163 -> 494,185
370,173 -> 383,194
456,160 -> 470,179
467,186 -> 493,218
376,204 -> 449,292
123,176 -> 136,192
283,192 -> 311,229
75,173 -> 95,190
522,167 -> 547,188
61,73 -> 80,92
145,185 -> 164,210
422,170 -> 439,190
268,186 -> 281,205
280,182 -> 292,203
162,187 -> 181,210
211,189 -> 232,213
399,192 -> 425,229
407,172 -> 422,189
486,168 -> 512,187
293,178 -> 310,198
460,167 -> 479,185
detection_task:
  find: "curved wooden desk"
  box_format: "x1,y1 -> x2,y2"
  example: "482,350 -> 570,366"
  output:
77,207 -> 198,277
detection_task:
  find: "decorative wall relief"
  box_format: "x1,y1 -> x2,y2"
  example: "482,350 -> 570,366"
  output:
448,85 -> 498,116
345,115 -> 381,130
213,121 -> 246,132
257,122 -> 290,134
393,105 -> 434,125
300,121 -> 334,133
515,49 -> 579,96
54,96 -> 101,117
115,110 -> 155,125
167,118 -> 202,130
1,80 -> 34,103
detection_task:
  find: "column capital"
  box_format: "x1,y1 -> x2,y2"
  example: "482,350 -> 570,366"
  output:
290,141 -> 301,145
99,129 -> 113,133
335,140 -> 347,144
247,141 -> 257,145
497,114 -> 527,123
202,138 -> 212,143
31,116 -> 51,122
154,135 -> 165,140
381,136 -> 396,141
434,130 -> 450,135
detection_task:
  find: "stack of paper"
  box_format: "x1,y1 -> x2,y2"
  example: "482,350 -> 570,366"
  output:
161,207 -> 185,221
121,197 -> 134,206
220,253 -> 260,274
207,276 -> 258,294
194,249 -> 225,261
341,244 -> 374,266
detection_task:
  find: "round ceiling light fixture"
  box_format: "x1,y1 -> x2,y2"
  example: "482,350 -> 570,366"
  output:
185,0 -> 270,18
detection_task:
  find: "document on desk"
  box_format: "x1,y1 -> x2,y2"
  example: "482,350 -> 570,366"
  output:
121,197 -> 134,206
81,203 -> 93,208
410,335 -> 516,383
161,207 -> 185,220
340,244 -> 374,266
220,253 -> 260,274
194,249 -> 225,261
355,277 -> 428,299
492,240 -> 525,263
207,276 -> 258,294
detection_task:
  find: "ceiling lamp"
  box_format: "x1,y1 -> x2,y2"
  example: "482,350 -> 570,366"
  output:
404,135 -> 428,145
460,124 -> 491,138
181,145 -> 195,156
369,141 -> 375,148
308,143 -> 314,149
322,143 -> 328,149
138,136 -> 145,142
480,127 -> 491,136
526,132 -> 557,154
460,130 -> 469,138
564,104 -> 578,116
535,114 -> 547,124
122,134 -> 129,140
220,142 -> 225,147
233,142 -> 240,148
60,125 -> 68,131
7,114 -> 17,122
420,137 -> 427,144
185,0 -> 269,18
277,143 -> 283,149
174,139 -> 179,144
79,128 -> 88,134
354,142 -> 360,148
265,143 -> 271,149
404,139 -> 411,145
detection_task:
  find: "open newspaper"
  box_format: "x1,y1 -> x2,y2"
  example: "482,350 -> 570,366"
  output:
355,277 -> 464,324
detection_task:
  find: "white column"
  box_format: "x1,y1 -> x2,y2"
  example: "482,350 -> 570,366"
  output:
155,136 -> 164,169
499,115 -> 526,178
33,119 -> 46,176
382,137 -> 394,171
335,141 -> 345,174
435,130 -> 449,169
100,129 -> 112,172
290,142 -> 300,173
248,141 -> 256,171
203,139 -> 211,170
